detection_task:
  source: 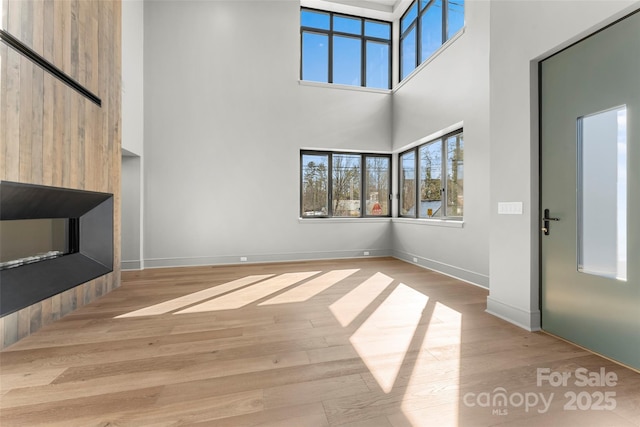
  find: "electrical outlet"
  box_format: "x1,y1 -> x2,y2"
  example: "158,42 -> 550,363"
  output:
240,256 -> 248,262
363,251 -> 370,256
413,257 -> 418,263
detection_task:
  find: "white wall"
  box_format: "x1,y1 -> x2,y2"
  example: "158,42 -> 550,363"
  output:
135,0 -> 640,333
487,0 -> 640,330
122,0 -> 144,156
391,0 -> 491,286
143,0 -> 392,267
121,0 -> 145,270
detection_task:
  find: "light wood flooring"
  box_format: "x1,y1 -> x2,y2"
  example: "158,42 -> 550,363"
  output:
1,257 -> 639,426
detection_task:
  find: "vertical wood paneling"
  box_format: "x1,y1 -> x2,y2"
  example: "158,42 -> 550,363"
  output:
69,0 -> 78,80
29,301 -> 42,333
62,0 -> 71,77
0,0 -> 122,349
61,72 -> 71,187
0,43 -> 8,179
42,74 -> 54,184
30,0 -> 44,184
40,297 -> 53,326
42,1 -> 54,184
20,0 -> 33,45
17,308 -> 29,341
51,294 -> 61,322
1,0 -> 8,30
31,65 -> 44,185
18,57 -> 32,182
1,312 -> 18,349
7,0 -> 22,36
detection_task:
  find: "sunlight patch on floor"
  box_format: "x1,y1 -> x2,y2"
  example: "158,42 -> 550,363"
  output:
402,301 -> 462,426
115,275 -> 274,318
175,271 -> 321,313
329,272 -> 394,327
349,284 -> 429,393
259,269 -> 359,306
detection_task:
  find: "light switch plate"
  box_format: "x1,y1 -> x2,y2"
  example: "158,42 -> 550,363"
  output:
498,202 -> 523,215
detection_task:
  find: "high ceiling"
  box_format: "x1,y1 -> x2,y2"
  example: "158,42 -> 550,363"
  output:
303,0 -> 410,19
323,0 -> 403,13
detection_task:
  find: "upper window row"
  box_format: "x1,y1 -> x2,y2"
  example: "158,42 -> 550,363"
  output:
300,1 -> 465,89
301,9 -> 392,89
400,0 -> 465,80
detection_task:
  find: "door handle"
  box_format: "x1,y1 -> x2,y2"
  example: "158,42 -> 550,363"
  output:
542,208 -> 560,235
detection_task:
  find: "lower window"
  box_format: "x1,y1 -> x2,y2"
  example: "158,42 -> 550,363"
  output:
399,129 -> 464,219
301,151 -> 391,218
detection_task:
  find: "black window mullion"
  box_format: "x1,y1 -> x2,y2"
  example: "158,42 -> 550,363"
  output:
328,17 -> 334,84
442,137 -> 448,217
361,19 -> 366,87
360,155 -> 366,217
443,0 -> 449,42
415,2 -> 420,66
414,148 -> 419,218
327,154 -> 333,216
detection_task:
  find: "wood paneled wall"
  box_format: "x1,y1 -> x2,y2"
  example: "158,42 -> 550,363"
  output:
0,0 -> 121,349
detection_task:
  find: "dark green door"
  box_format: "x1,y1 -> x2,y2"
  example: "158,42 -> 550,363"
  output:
540,11 -> 640,369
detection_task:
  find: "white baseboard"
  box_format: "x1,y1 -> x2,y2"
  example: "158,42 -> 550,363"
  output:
121,260 -> 143,270
486,296 -> 541,331
142,249 -> 393,269
391,250 -> 489,289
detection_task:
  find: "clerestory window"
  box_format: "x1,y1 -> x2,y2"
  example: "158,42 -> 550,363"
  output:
400,0 -> 465,81
300,8 -> 392,90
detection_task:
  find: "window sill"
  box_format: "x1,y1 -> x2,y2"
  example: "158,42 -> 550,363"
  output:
298,80 -> 392,95
299,217 -> 392,224
392,217 -> 464,228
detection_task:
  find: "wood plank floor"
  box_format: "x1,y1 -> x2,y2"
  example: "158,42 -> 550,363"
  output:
1,257 -> 639,426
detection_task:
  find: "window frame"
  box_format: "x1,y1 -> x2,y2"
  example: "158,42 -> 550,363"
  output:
398,129 -> 464,220
300,150 -> 392,218
399,0 -> 464,81
300,7 -> 392,90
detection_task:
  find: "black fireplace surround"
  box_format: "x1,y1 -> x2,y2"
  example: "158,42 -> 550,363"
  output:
0,181 -> 113,316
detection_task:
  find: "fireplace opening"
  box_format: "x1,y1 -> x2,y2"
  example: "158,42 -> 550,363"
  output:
0,218 -> 80,270
1,181 -> 113,317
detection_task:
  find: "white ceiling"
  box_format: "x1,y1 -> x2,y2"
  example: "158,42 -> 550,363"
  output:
303,0 -> 411,20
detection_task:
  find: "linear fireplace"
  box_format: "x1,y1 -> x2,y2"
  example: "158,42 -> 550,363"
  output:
0,181 -> 114,317
0,218 -> 78,269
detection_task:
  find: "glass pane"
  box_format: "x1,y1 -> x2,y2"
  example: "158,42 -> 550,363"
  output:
334,15 -> 361,35
301,10 -> 330,30
419,140 -> 442,218
401,27 -> 417,80
333,36 -> 361,86
332,154 -> 361,217
0,219 -> 68,266
400,151 -> 416,216
401,2 -> 418,34
420,0 -> 443,62
578,106 -> 627,281
446,133 -> 464,217
447,0 -> 465,39
301,154 -> 329,217
301,32 -> 329,83
366,41 -> 389,89
365,156 -> 390,216
365,21 -> 390,40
